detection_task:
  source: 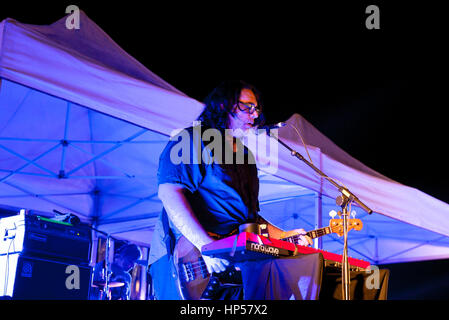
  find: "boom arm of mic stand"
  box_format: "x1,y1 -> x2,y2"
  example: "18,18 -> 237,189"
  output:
272,133 -> 373,300
274,136 -> 373,215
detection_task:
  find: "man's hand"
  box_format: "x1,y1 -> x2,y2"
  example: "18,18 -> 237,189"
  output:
266,221 -> 313,246
202,255 -> 230,274
283,228 -> 313,246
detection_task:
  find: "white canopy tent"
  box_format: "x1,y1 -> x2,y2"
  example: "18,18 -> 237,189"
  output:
1,12 -> 449,266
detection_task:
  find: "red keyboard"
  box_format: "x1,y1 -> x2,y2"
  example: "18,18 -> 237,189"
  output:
201,232 -> 370,270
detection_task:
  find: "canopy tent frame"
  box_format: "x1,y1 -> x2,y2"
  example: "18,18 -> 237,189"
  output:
2,74 -> 449,265
1,12 -> 449,267
0,90 -> 166,228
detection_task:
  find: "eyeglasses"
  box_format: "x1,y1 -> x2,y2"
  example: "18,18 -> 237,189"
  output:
237,101 -> 261,114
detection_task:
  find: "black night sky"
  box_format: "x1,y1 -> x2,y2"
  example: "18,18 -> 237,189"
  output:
1,1 -> 448,300
4,1 -> 445,203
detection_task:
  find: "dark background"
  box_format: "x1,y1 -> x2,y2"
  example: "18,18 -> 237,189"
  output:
1,1 -> 448,299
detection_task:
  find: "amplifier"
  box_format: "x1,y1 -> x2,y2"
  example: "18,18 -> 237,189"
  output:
0,212 -> 91,264
0,254 -> 91,299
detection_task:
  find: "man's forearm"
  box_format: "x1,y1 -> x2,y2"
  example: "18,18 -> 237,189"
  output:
262,217 -> 304,239
158,183 -> 213,250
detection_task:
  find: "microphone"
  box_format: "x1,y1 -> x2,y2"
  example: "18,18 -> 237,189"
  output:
52,209 -> 81,225
252,122 -> 286,135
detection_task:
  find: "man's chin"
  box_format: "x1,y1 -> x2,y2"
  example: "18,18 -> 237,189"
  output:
241,126 -> 254,136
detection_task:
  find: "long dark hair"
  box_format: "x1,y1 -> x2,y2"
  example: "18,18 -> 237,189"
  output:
197,80 -> 265,130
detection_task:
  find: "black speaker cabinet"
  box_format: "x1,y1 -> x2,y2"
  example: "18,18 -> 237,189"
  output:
0,213 -> 91,264
9,255 -> 92,300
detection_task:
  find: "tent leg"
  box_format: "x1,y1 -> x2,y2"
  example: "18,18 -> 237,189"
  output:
374,236 -> 379,263
314,192 -> 323,250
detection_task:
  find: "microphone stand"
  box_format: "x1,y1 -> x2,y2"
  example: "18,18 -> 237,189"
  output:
104,234 -> 112,300
336,194 -> 351,300
268,132 -> 373,300
90,226 -> 114,300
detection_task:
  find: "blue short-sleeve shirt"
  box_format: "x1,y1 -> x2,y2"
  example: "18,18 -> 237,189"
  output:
149,126 -> 260,264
